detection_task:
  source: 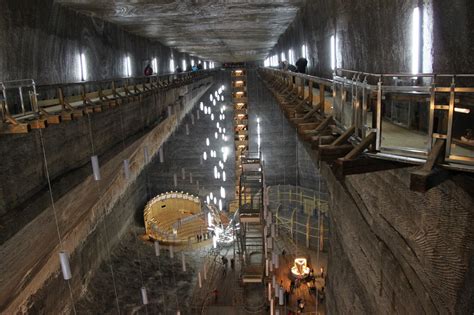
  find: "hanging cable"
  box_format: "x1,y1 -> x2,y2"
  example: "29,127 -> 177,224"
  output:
86,112 -> 121,313
38,128 -> 78,315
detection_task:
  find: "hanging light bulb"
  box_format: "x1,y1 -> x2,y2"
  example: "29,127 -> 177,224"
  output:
59,251 -> 72,280
221,134 -> 225,140
214,91 -> 218,98
214,166 -> 218,179
211,113 -> 214,121
217,122 -> 220,128
91,155 -> 101,181
159,147 -> 164,163
141,287 -> 149,305
206,195 -> 210,204
220,186 -> 226,198
123,159 -> 130,179
221,95 -> 224,101
203,151 -> 207,160
215,132 -> 218,139
181,252 -> 186,272
218,199 -> 222,211
144,147 -> 150,164
209,94 -> 213,101
213,197 -> 217,204
210,192 -> 214,200
200,102 -> 204,111
213,99 -> 216,106
223,128 -> 226,133
222,171 -> 226,182
206,138 -> 210,146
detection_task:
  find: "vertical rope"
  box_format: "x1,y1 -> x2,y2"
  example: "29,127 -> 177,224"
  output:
86,112 -> 121,313
38,128 -> 78,315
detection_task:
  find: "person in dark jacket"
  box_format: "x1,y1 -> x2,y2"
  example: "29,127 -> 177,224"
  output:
295,57 -> 308,73
144,63 -> 153,76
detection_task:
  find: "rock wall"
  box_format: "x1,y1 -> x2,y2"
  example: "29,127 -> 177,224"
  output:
247,69 -> 325,191
0,0 -> 193,84
0,76 -> 213,314
269,0 -> 474,77
323,165 -> 474,314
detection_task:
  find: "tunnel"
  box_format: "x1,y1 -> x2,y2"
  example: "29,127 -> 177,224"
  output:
1,1 -> 474,314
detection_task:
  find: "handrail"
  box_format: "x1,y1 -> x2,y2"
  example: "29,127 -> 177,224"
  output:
0,69 -> 216,132
259,66 -> 474,172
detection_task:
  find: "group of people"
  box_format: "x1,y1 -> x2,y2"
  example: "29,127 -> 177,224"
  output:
196,233 -> 209,242
143,61 -> 204,76
221,255 -> 235,275
279,57 -> 308,74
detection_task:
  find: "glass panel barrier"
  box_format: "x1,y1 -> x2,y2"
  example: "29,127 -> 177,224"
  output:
449,90 -> 474,162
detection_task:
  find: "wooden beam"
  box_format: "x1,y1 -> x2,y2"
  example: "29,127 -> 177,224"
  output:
316,144 -> 354,162
331,126 -> 356,146
29,119 -> 48,129
310,135 -> 336,150
409,139 -> 449,192
344,132 -> 376,160
1,122 -> 30,134
333,156 -> 410,180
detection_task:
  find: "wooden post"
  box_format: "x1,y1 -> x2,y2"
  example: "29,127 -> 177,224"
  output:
306,214 -> 310,248
319,216 -> 324,251
308,80 -> 313,107
319,84 -> 325,114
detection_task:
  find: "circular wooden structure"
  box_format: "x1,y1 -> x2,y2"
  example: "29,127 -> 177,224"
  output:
144,191 -> 206,244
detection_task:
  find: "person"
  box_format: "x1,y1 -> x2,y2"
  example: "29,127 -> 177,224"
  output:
197,62 -> 203,70
175,66 -> 183,73
295,57 -> 308,73
213,289 -> 218,303
298,299 -> 305,312
192,64 -> 198,72
319,286 -> 325,303
461,129 -> 474,145
144,63 -> 153,76
230,258 -> 235,269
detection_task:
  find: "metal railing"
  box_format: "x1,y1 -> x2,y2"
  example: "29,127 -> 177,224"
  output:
259,67 -> 474,171
0,69 -> 216,131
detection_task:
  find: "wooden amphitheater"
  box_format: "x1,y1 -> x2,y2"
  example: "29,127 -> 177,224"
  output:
143,191 -> 207,244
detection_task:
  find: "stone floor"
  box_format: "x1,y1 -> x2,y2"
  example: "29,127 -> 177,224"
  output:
76,222 -> 328,315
